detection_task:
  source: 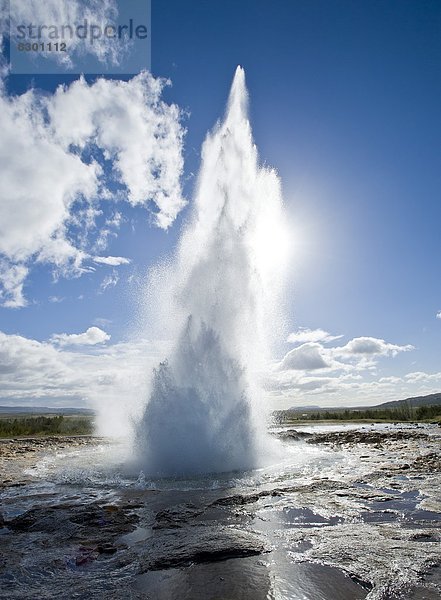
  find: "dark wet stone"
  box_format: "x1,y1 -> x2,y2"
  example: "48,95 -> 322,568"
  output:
6,502 -> 139,537
139,527 -> 266,571
7,512 -> 37,531
273,429 -> 313,441
7,506 -> 78,534
97,543 -> 118,554
69,503 -> 139,537
411,453 -> 441,471
153,503 -> 204,529
0,481 -> 27,489
211,488 -> 282,508
75,546 -> 100,566
211,493 -> 264,506
307,429 -> 428,447
411,532 -> 439,542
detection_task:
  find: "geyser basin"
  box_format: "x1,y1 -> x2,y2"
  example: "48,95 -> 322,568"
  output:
3,424 -> 440,599
132,67 -> 289,477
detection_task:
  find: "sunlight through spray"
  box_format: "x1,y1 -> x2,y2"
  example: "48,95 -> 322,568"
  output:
132,67 -> 290,475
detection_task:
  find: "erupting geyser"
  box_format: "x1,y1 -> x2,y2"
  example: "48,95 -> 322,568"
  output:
133,67 -> 289,476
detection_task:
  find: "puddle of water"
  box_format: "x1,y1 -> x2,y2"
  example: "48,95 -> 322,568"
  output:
119,526 -> 153,546
135,555 -> 369,600
280,507 -> 344,528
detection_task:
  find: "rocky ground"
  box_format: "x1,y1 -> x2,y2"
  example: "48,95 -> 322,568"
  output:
0,436 -> 104,489
0,425 -> 440,599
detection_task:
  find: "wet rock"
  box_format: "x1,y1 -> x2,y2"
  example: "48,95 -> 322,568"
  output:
211,488 -> 283,508
7,502 -> 139,537
212,493 -> 264,507
411,453 -> 441,472
307,429 -> 428,446
140,527 -> 266,571
69,503 -> 139,536
97,543 -> 118,554
7,506 -> 78,535
74,546 -> 99,566
0,480 -> 27,489
411,533 -> 439,543
153,503 -> 204,529
273,429 -> 313,441
7,512 -> 38,531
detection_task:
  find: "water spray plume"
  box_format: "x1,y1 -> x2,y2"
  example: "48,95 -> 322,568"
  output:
132,66 -> 289,476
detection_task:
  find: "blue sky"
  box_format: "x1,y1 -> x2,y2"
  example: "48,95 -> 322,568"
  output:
0,0 -> 440,409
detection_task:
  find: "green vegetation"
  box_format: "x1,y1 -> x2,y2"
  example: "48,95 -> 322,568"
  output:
0,415 -> 94,438
276,403 -> 441,424
308,404 -> 441,422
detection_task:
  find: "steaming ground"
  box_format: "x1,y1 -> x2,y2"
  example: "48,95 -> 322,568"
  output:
1,422 -> 440,599
130,67 -> 289,476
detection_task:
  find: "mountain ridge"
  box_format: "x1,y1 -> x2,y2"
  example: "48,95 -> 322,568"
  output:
286,392 -> 441,413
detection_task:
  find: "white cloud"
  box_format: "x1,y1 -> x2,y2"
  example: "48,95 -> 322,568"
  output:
287,327 -> 343,345
266,362 -> 441,408
265,371 -> 334,393
100,270 -> 119,292
93,256 -> 131,266
279,342 -> 330,371
51,326 -> 110,347
436,311 -> 441,320
267,329 -> 419,407
0,260 -> 28,308
277,336 -> 412,377
0,331 -> 67,380
48,296 -> 65,304
92,212 -> 123,252
338,336 -> 414,357
0,72 -> 185,307
404,371 -> 441,384
48,74 -> 186,226
0,85 -> 99,262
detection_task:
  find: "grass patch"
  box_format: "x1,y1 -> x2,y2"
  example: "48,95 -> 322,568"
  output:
0,415 -> 94,438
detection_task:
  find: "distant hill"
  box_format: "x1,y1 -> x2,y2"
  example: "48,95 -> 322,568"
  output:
288,405 -> 321,411
285,392 -> 441,413
370,393 -> 441,410
0,406 -> 95,416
